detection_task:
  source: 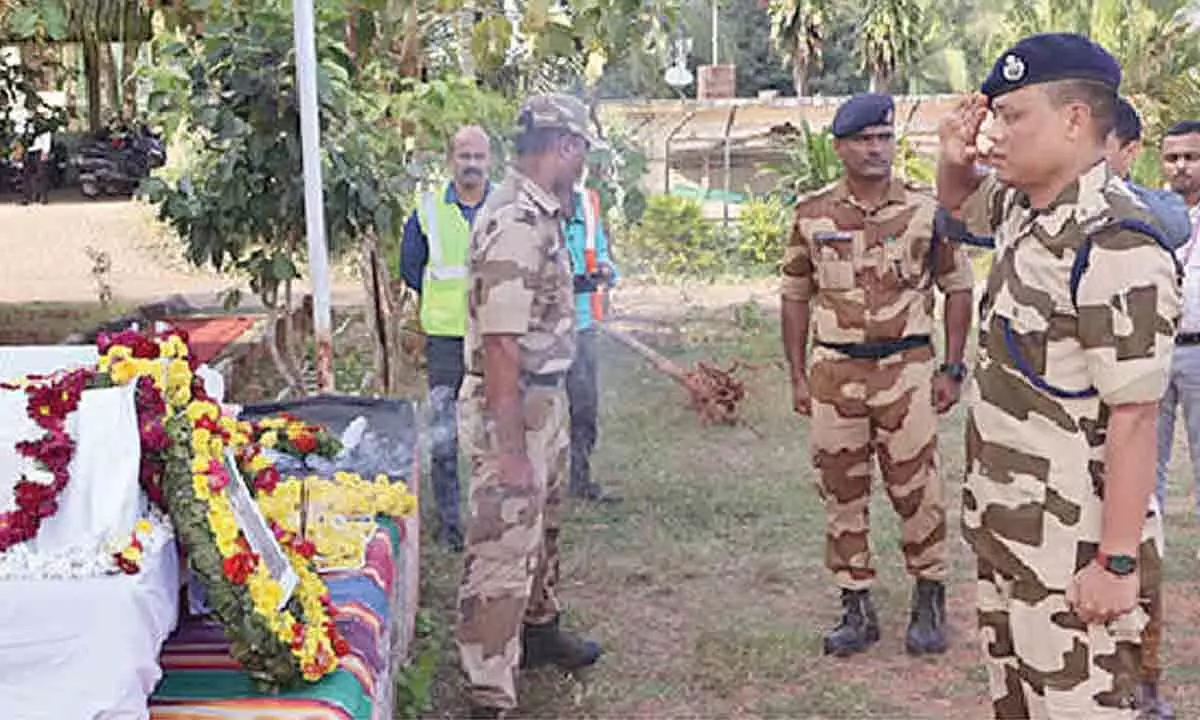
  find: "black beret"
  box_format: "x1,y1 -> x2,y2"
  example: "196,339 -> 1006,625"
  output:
1113,97 -> 1142,144
831,93 -> 895,139
981,33 -> 1121,101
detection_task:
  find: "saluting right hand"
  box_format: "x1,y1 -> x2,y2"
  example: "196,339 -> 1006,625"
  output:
792,374 -> 812,416
939,94 -> 989,168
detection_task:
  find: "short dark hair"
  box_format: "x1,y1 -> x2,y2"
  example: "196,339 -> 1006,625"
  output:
1112,96 -> 1142,145
1046,79 -> 1117,141
1165,120 -> 1200,138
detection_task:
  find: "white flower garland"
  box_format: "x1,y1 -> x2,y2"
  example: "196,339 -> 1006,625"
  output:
0,508 -> 173,581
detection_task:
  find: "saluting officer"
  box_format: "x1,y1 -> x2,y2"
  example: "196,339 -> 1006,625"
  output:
938,33 -> 1181,718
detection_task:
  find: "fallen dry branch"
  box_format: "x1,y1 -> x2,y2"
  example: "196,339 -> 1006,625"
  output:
600,325 -> 747,427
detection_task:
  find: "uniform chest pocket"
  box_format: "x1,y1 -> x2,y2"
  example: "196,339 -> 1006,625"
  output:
886,235 -> 929,288
813,231 -> 856,291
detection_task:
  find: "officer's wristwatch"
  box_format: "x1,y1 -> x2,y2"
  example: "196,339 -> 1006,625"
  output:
1095,551 -> 1138,577
938,362 -> 967,383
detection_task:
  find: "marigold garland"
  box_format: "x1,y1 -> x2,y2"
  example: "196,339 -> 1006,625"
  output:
170,399 -> 347,689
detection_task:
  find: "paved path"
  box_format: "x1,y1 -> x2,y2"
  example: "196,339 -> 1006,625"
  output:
0,192 -> 361,307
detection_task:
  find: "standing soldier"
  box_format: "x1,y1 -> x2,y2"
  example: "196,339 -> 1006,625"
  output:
564,176 -> 621,502
400,125 -> 493,551
781,92 -> 975,658
938,33 -> 1181,718
456,94 -> 603,719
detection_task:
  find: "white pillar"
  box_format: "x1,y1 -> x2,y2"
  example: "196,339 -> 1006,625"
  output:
292,0 -> 334,392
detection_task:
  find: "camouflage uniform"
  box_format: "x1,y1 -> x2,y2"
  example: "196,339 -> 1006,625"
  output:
959,162 -> 1180,717
455,166 -> 576,711
782,179 -> 975,590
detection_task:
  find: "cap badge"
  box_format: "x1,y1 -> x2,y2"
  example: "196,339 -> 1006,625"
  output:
1002,54 -> 1026,82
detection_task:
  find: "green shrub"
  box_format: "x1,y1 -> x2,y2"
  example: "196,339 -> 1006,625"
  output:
624,195 -> 726,279
734,196 -> 792,270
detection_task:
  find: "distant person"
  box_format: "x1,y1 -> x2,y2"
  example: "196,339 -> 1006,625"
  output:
1162,120 -> 1200,223
400,125 -> 492,552
563,176 -> 620,503
21,129 -> 50,205
781,92 -> 975,659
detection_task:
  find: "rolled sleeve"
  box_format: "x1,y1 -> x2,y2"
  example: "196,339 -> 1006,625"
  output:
473,224 -> 541,336
934,237 -> 976,294
780,212 -> 815,302
1076,232 -> 1181,405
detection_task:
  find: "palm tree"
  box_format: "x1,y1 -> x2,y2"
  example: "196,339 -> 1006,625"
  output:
855,0 -> 925,92
768,0 -> 826,96
991,0 -> 1200,138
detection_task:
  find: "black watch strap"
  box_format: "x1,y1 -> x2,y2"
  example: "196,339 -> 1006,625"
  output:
938,362 -> 967,382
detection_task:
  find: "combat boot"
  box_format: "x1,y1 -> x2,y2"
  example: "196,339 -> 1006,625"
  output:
520,615 -> 602,670
823,589 -> 880,657
1137,681 -> 1176,720
905,579 -> 948,655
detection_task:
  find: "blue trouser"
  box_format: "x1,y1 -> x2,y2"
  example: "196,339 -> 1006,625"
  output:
426,335 -> 464,535
1155,344 -> 1200,515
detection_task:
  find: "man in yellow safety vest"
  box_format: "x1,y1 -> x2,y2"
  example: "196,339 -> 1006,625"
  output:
400,125 -> 492,551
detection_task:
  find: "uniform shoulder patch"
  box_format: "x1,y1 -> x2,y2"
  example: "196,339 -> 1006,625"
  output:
793,181 -> 840,216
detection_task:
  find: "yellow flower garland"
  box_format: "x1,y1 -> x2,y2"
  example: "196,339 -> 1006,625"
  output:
256,473 -> 417,571
95,328 -> 419,689
186,399 -> 344,681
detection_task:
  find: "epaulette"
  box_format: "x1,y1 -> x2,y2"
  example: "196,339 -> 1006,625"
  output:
793,180 -> 840,209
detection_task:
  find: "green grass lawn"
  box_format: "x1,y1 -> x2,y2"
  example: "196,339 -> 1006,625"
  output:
0,302 -> 130,345
412,293 -> 1200,719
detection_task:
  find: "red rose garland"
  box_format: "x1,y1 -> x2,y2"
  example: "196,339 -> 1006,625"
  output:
0,368 -> 94,552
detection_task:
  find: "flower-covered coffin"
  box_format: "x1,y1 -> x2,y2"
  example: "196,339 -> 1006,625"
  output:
0,352 -> 142,558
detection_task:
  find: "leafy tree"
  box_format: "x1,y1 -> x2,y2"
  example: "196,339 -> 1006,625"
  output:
768,0 -> 827,96
140,0 -> 409,394
855,0 -> 926,92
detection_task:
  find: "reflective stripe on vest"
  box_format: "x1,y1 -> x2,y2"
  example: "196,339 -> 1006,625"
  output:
578,188 -> 604,321
580,187 -> 600,251
416,190 -> 471,337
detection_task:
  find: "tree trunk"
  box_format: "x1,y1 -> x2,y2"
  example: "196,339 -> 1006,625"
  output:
358,231 -> 406,395
395,0 -> 423,79
870,70 -> 888,93
121,42 -> 140,119
103,44 -> 120,122
61,45 -> 79,130
83,38 -> 102,133
792,52 -> 809,96
456,6 -> 477,79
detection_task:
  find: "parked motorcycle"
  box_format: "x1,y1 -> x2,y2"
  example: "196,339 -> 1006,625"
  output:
77,124 -> 166,199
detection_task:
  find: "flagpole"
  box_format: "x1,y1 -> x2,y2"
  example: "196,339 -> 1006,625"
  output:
293,0 -> 334,392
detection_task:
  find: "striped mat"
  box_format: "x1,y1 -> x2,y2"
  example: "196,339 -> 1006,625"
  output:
150,518 -> 404,720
